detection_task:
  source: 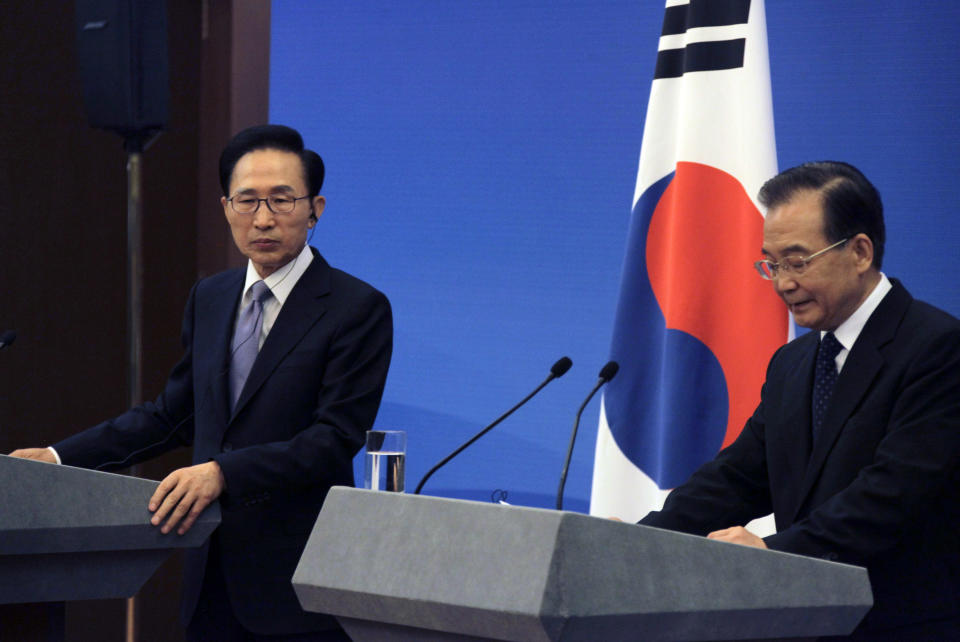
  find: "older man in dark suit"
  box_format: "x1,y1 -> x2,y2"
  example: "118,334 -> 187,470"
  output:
639,161 -> 960,639
11,124 -> 392,640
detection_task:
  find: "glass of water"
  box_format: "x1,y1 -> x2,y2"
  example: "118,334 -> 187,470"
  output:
364,430 -> 406,492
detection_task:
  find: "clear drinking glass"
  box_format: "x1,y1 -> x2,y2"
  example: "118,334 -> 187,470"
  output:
363,430 -> 406,492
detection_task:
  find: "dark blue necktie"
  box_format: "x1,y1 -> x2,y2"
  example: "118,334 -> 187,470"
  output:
229,281 -> 272,410
812,332 -> 843,444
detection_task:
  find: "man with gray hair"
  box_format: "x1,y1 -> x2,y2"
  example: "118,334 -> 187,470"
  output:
640,161 -> 960,639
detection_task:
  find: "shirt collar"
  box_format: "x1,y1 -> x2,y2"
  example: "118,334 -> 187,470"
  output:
240,244 -> 314,306
822,272 -> 892,352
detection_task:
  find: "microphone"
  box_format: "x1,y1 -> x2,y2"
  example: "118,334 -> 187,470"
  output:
556,360 -> 619,511
0,330 -> 16,350
413,356 -> 573,495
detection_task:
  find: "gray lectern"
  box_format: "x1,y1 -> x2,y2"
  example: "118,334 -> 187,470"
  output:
0,454 -> 219,605
293,487 -> 873,642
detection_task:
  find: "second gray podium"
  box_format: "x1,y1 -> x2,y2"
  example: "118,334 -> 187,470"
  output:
293,487 -> 872,642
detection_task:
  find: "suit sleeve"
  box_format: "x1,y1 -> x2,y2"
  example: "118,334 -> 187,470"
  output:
764,326 -> 960,563
52,284 -> 199,470
212,286 -> 393,498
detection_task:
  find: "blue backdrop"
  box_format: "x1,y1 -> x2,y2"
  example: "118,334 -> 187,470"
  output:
269,1 -> 960,512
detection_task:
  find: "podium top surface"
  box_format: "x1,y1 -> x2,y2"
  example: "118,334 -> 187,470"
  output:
293,487 -> 872,641
0,454 -> 220,554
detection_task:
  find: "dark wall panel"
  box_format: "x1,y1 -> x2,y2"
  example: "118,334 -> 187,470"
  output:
0,1 -> 246,640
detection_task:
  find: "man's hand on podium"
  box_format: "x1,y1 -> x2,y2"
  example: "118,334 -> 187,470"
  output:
149,461 -> 225,536
707,526 -> 767,549
8,448 -> 56,463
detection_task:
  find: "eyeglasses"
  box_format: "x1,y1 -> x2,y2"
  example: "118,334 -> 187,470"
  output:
754,238 -> 848,280
227,194 -> 311,215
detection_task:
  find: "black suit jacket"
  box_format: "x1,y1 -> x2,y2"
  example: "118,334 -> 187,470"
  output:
55,248 -> 393,635
640,280 -> 960,635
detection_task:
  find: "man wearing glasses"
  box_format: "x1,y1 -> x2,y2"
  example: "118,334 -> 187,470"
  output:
639,161 -> 960,639
11,125 -> 392,640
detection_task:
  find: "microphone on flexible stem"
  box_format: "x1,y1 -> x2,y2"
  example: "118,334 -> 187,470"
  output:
556,360 -> 619,511
414,356 -> 573,495
0,330 -> 16,350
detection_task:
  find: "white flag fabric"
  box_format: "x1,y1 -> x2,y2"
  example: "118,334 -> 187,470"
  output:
590,0 -> 787,522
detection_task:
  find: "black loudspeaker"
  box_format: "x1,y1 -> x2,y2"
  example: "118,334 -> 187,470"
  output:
75,0 -> 169,142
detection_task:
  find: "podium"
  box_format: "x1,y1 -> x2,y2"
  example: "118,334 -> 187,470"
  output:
0,454 -> 219,605
293,487 -> 873,641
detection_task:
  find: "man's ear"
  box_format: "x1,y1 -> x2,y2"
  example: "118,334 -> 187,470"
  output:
850,233 -> 875,273
310,195 -> 326,225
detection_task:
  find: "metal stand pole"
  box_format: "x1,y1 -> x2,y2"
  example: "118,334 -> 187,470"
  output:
126,149 -> 144,412
124,143 -> 144,642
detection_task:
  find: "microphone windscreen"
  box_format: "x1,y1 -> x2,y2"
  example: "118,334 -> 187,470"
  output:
0,330 -> 15,347
551,356 -> 573,377
598,360 -> 619,381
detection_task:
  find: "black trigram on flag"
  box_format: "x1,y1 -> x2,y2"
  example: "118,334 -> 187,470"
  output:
654,0 -> 751,79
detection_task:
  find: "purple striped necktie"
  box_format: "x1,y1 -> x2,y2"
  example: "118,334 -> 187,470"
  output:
229,280 -> 272,410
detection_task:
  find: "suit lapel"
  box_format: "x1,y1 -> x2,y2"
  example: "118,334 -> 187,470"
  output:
771,333 -> 817,522
195,271 -> 244,431
231,253 -> 332,420
792,281 -> 911,516
783,337 -> 817,467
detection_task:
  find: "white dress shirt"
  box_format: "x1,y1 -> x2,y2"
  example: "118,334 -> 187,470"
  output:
238,244 -> 314,349
823,273 -> 892,373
